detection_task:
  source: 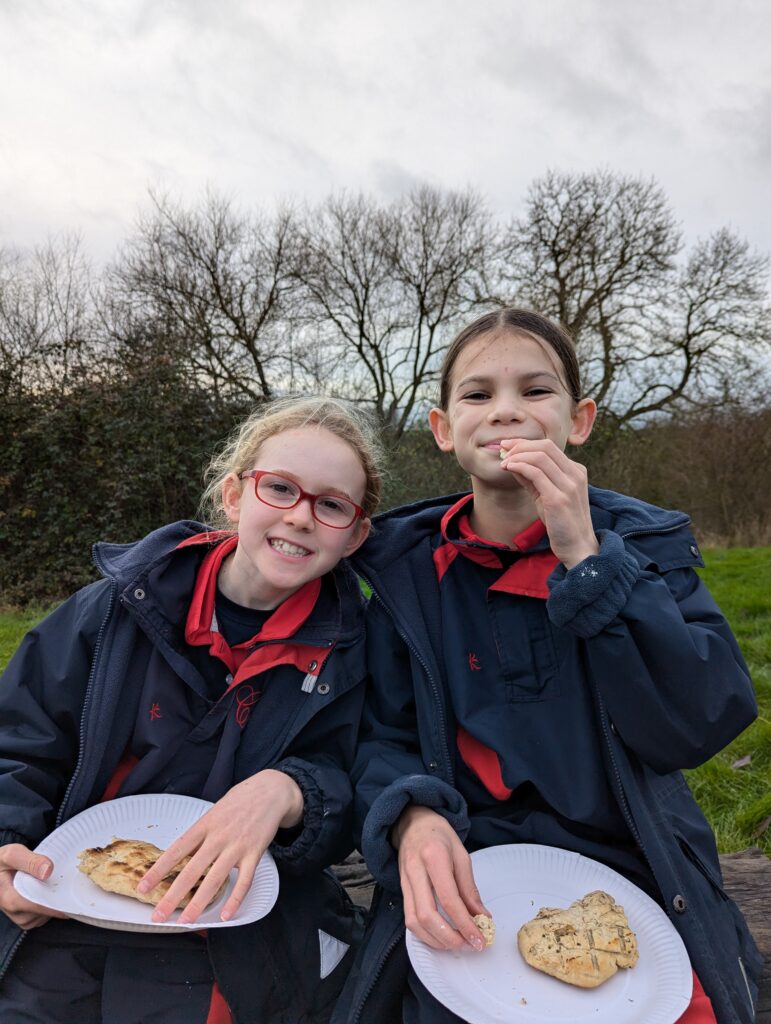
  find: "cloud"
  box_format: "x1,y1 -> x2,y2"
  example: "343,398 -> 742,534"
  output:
1,0 -> 770,258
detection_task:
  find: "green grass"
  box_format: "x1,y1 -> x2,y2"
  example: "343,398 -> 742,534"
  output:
0,605 -> 56,668
686,547 -> 771,855
1,548 -> 769,854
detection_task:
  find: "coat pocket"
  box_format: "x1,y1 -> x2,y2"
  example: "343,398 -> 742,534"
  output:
490,596 -> 561,703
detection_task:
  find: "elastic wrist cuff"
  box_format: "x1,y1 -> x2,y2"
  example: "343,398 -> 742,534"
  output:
361,774 -> 469,892
547,529 -> 640,638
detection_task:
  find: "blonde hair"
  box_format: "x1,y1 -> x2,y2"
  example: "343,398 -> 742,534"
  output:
200,396 -> 385,528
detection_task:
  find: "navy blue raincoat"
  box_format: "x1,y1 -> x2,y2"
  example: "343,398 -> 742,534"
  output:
0,521 -> 366,1023
333,488 -> 761,1024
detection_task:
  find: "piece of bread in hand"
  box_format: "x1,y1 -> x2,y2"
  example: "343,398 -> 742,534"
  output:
78,837 -> 225,910
473,913 -> 496,947
517,890 -> 639,988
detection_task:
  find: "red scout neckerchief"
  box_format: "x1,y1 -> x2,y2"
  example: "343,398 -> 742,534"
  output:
179,532 -> 332,701
435,494 -> 559,595
435,495 -> 559,801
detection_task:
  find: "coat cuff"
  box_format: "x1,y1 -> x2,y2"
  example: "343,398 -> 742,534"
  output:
546,530 -> 640,638
268,759 -> 324,869
361,775 -> 470,892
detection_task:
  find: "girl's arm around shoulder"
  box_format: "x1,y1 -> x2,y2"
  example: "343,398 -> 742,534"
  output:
547,529 -> 756,772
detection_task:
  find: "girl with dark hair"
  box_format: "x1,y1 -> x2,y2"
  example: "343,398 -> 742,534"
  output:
335,309 -> 760,1024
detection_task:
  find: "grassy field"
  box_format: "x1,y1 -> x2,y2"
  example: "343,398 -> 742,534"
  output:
1,547 -> 769,854
687,548 -> 771,855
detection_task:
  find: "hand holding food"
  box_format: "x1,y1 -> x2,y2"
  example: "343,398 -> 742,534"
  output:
138,769 -> 302,924
393,805 -> 490,951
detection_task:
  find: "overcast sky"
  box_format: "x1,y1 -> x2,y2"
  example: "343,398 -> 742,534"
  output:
2,0 -> 770,265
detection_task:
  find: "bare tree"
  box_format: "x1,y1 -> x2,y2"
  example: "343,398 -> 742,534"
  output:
107,190 -> 299,402
0,236 -> 95,398
292,193 -> 400,411
295,187 -> 496,436
500,170 -> 770,428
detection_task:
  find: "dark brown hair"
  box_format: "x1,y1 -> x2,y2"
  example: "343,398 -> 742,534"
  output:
438,308 -> 581,409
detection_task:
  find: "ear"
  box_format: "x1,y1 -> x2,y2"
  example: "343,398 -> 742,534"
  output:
428,407 -> 455,453
221,472 -> 244,525
342,517 -> 371,557
567,398 -> 597,447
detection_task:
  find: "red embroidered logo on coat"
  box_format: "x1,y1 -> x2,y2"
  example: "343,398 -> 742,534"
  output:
235,686 -> 262,728
149,703 -> 162,721
468,652 -> 481,671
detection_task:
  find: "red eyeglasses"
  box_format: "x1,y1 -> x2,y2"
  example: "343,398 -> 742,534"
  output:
239,471 -> 365,529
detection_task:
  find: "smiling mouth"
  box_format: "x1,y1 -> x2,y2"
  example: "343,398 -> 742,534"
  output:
269,538 -> 312,558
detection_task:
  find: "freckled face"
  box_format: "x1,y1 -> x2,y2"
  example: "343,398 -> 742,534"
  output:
429,331 -> 590,488
220,426 -> 370,609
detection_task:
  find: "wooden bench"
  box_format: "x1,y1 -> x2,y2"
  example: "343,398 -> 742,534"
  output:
720,848 -> 770,1022
335,847 -> 771,1020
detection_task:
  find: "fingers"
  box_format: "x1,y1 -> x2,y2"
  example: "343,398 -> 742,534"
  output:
397,815 -> 488,953
402,852 -> 462,950
177,856 -> 240,925
150,848 -> 213,922
150,844 -> 260,924
452,845 -> 489,918
0,844 -> 54,882
500,439 -> 584,493
0,857 -> 66,929
219,860 -> 257,922
138,829 -> 200,895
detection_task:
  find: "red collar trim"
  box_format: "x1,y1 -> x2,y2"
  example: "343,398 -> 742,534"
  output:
441,494 -> 547,552
435,497 -> 556,596
184,535 -> 323,671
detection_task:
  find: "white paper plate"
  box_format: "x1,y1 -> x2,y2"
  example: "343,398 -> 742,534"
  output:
406,844 -> 692,1024
14,793 -> 279,933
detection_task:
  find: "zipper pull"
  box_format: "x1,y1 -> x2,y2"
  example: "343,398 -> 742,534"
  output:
301,673 -> 318,693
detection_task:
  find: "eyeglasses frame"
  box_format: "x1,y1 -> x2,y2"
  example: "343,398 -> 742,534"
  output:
239,470 -> 366,529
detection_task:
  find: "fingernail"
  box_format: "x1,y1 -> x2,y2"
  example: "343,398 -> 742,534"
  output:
468,936 -> 484,951
178,914 -> 191,925
37,864 -> 51,881
220,909 -> 231,922
136,882 -> 148,893
151,910 -> 166,923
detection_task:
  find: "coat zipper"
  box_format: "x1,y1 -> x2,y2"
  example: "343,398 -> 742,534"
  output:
737,956 -> 755,1016
350,919 -> 406,1024
595,694 -> 646,854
